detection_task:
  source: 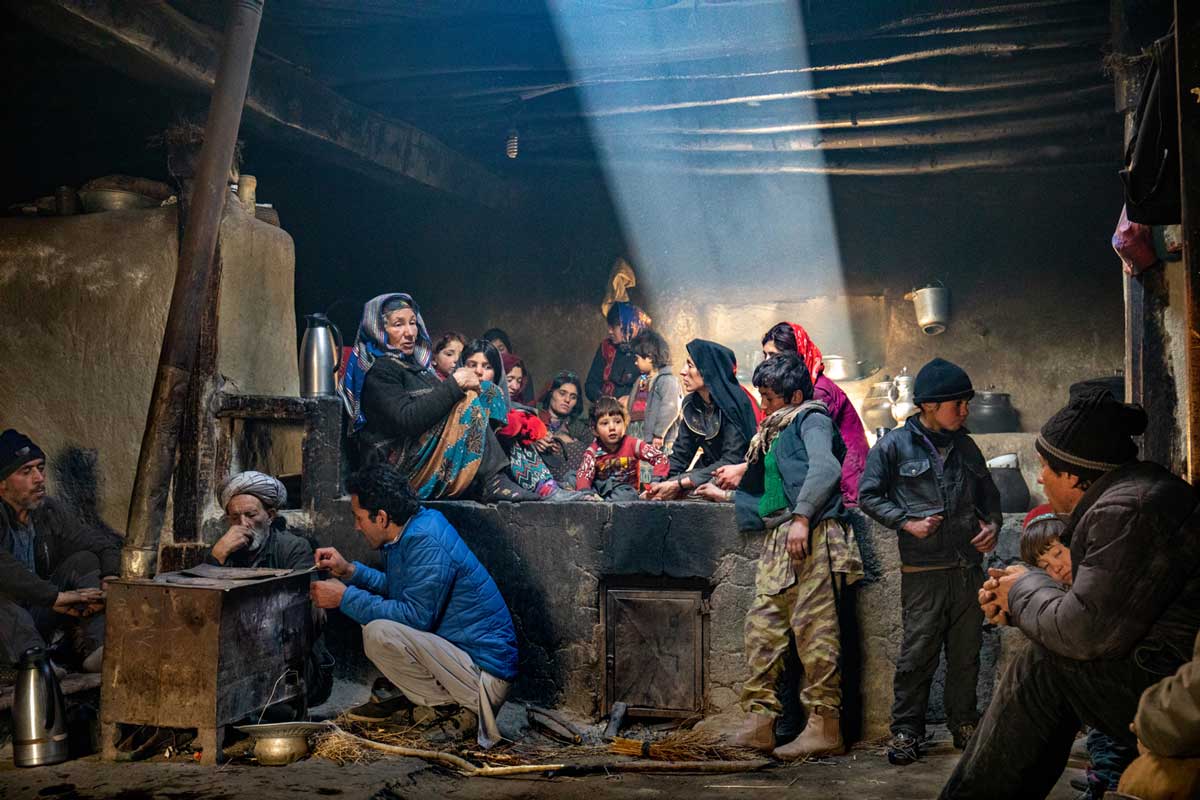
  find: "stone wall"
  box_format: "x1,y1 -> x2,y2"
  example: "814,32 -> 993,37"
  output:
319,498 -> 1027,740
0,202 -> 299,532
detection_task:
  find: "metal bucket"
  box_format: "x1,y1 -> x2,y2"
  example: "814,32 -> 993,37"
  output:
910,284 -> 950,335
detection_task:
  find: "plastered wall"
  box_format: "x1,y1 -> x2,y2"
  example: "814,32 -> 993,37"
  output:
0,202 -> 299,532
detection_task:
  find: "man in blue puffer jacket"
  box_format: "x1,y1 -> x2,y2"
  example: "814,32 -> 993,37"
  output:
310,465 -> 518,748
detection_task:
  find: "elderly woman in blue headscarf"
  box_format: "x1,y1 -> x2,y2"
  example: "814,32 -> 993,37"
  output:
340,293 -> 532,501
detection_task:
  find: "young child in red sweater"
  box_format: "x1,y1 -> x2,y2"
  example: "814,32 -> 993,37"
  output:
576,396 -> 667,501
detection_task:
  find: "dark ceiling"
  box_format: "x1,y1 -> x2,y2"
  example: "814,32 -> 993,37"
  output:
9,0 -> 1174,205
164,0 -> 1123,175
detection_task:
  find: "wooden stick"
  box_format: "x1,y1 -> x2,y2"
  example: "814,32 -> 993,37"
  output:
558,760 -> 771,775
323,726 -> 564,777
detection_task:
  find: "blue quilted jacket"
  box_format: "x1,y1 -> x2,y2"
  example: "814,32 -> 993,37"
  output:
339,507 -> 518,681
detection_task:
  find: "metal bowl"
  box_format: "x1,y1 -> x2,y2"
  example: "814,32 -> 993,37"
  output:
78,189 -> 158,213
234,721 -> 328,766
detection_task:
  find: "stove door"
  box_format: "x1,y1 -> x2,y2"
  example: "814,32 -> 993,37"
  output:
604,588 -> 705,718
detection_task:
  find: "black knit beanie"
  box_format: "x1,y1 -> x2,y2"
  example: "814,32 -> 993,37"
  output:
1036,386 -> 1146,474
0,430 -> 45,480
912,358 -> 974,404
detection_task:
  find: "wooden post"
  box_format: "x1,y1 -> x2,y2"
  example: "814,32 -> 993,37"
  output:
1114,0 -> 1181,470
1176,0 -> 1200,483
121,0 -> 265,578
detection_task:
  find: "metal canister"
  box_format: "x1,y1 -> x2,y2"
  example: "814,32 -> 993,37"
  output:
13,647 -> 70,767
299,313 -> 343,397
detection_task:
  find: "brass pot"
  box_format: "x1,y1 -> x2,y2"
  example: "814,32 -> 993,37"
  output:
235,721 -> 327,766
253,734 -> 310,766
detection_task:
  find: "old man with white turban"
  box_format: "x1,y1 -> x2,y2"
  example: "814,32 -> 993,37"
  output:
209,471 -> 309,569
207,471 -> 334,709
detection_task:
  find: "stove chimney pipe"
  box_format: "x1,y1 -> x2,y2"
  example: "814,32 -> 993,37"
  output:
121,0 -> 265,578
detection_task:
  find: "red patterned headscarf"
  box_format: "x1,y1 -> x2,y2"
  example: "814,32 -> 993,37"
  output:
788,322 -> 825,384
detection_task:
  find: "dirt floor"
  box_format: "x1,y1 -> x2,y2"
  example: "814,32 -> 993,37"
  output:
0,732 -> 1085,800
0,682 -> 1085,799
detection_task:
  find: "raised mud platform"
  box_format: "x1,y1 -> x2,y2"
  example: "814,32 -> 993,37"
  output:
320,499 -> 1027,740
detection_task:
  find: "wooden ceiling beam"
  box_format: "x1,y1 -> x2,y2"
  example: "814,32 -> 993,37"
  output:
517,141 -> 1117,176
304,8 -> 1104,86
512,109 -> 1116,155
13,0 -> 514,208
516,63 -> 1105,120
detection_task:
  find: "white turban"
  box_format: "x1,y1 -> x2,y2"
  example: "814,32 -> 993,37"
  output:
219,471 -> 287,512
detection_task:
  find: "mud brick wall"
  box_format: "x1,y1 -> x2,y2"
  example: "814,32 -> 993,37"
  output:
322,499 -> 1028,739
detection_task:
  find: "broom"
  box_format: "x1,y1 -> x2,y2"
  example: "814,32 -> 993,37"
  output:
609,729 -> 762,762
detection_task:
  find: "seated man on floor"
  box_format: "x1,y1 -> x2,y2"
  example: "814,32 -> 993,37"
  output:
0,430 -> 116,676
207,470 -> 333,709
309,464 -> 517,749
1119,626 -> 1200,800
941,387 -> 1200,800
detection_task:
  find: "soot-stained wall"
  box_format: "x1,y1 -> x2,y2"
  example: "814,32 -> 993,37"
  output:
271,163 -> 1123,433
1,11 -> 1123,433
0,204 -> 298,531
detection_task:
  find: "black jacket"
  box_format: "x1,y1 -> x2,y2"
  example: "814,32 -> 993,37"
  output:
858,417 -> 1002,567
357,355 -> 466,467
667,393 -> 751,487
585,342 -> 639,403
0,497 -> 122,607
1009,461 -> 1200,669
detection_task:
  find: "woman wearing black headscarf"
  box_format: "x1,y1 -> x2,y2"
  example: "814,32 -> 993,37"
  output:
644,339 -> 758,501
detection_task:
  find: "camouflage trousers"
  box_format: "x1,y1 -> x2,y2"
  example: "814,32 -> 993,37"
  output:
741,518 -> 845,718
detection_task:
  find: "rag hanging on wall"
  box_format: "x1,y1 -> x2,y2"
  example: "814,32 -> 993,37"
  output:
601,257 -> 638,316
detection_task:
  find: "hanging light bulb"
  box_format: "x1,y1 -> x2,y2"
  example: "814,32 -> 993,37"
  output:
505,128 -> 519,159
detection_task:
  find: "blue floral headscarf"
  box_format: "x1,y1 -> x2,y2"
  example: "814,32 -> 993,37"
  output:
340,293 -> 433,432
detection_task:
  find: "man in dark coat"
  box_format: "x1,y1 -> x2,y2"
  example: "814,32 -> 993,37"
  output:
0,430 -> 118,673
941,387 -> 1200,799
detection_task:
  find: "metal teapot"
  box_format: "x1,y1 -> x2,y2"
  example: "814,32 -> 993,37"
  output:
13,647 -> 69,767
299,313 -> 343,398
860,376 -> 895,437
889,369 -> 917,425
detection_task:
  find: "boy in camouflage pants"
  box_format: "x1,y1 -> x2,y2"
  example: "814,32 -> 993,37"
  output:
731,353 -> 864,759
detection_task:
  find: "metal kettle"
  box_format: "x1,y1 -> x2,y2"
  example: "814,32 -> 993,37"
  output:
299,313 -> 343,398
889,368 -> 917,425
13,647 -> 69,767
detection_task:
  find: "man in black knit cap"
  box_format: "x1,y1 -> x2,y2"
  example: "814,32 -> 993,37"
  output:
940,386 -> 1200,800
859,358 -> 1002,766
0,429 -> 118,676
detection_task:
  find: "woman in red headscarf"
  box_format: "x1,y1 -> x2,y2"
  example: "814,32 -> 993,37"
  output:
758,322 -> 870,506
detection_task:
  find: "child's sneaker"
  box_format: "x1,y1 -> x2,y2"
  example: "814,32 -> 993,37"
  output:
886,732 -> 921,765
952,722 -> 977,750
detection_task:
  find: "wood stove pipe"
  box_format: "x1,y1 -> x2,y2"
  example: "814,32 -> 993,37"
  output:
121,0 -> 265,579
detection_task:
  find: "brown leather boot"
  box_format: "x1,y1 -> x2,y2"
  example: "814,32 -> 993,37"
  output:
731,712 -> 776,752
772,712 -> 844,760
